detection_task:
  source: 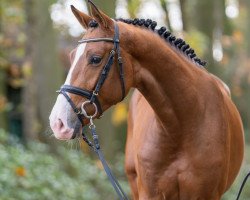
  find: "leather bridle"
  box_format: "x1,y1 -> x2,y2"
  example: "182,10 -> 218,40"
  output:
56,22 -> 129,200
57,22 -> 125,139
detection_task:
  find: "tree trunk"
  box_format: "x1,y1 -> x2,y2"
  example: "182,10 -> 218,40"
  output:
192,0 -> 214,72
23,0 -> 63,141
94,0 -> 116,17
0,72 -> 7,131
23,0 -> 38,141
246,0 -> 250,56
33,0 -> 63,136
243,0 -> 250,139
0,1 -> 7,130
126,0 -> 141,18
0,0 -> 2,32
179,0 -> 188,31
191,0 -> 225,75
160,0 -> 173,31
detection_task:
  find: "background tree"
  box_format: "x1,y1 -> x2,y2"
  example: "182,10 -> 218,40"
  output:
0,1 -> 7,130
94,0 -> 116,17
127,0 -> 141,18
23,0 -> 63,140
159,0 -> 172,31
191,0 -> 217,73
244,0 -> 250,136
179,0 -> 188,31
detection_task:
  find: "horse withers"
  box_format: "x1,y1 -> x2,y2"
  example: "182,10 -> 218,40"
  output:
49,1 -> 244,199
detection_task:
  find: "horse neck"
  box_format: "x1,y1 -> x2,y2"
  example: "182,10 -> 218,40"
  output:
122,25 -> 206,134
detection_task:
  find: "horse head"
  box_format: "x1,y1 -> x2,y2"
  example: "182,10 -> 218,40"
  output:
49,1 -> 134,140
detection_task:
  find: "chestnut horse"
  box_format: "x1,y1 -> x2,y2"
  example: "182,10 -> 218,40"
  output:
49,1 -> 244,199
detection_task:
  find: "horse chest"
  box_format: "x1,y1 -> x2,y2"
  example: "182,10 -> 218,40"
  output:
126,91 -> 184,198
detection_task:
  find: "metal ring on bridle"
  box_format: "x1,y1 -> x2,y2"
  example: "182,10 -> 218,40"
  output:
75,109 -> 81,115
81,100 -> 98,119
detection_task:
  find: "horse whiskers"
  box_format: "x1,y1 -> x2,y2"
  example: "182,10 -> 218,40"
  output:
65,138 -> 82,150
67,140 -> 75,150
73,139 -> 79,150
43,126 -> 57,139
44,126 -> 53,135
78,139 -> 82,150
76,138 -> 81,150
48,133 -> 55,138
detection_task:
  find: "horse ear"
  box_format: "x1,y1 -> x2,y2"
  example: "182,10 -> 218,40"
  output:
71,5 -> 92,29
87,0 -> 113,28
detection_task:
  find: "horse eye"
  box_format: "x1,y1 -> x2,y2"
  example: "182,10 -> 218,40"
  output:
90,56 -> 102,65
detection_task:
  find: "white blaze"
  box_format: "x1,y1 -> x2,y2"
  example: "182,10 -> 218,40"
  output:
65,43 -> 86,84
49,43 -> 86,138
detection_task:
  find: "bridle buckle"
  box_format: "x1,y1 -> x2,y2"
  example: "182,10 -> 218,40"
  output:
118,56 -> 123,64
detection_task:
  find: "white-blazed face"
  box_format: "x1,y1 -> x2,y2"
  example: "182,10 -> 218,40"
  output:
49,44 -> 86,140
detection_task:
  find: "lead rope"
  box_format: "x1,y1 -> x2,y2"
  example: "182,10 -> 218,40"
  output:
86,117 -> 129,200
235,171 -> 250,200
80,101 -> 129,200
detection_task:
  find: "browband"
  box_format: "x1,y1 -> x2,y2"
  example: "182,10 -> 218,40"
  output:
78,38 -> 116,43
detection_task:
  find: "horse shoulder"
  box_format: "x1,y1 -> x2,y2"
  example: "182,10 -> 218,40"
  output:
208,73 -> 244,191
126,89 -> 157,199
210,73 -> 231,97
126,89 -> 153,170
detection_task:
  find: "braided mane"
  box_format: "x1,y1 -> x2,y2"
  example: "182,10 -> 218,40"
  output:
116,18 -> 206,67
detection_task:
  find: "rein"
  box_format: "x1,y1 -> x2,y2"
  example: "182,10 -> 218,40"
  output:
57,22 -> 129,200
236,171 -> 250,200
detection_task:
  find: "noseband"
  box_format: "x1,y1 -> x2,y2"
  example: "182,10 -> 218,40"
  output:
57,22 -> 125,139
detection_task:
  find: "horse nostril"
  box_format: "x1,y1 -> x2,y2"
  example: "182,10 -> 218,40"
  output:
55,118 -> 73,132
50,117 -> 74,140
55,119 -> 65,130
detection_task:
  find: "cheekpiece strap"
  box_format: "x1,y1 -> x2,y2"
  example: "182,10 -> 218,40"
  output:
114,23 -> 126,101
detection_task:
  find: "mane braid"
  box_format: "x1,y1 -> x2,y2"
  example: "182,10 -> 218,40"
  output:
116,18 -> 206,67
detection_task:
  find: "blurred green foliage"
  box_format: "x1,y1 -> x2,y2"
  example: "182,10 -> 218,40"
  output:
1,126 -> 250,199
0,129 -> 130,200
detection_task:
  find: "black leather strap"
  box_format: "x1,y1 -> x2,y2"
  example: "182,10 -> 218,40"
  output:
114,23 -> 126,101
60,85 -> 92,98
236,171 -> 250,200
59,90 -> 81,115
89,122 -> 129,200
